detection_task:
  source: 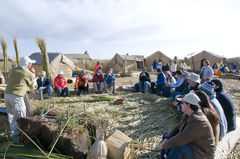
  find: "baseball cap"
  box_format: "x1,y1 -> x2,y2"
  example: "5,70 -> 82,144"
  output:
40,71 -> 46,76
20,56 -> 36,67
58,70 -> 64,75
177,92 -> 201,106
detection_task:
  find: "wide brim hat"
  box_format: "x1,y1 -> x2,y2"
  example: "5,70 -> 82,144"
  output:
177,92 -> 201,107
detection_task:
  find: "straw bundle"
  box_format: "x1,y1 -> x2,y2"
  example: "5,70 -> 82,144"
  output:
36,38 -> 52,82
1,39 -> 7,71
13,38 -> 20,66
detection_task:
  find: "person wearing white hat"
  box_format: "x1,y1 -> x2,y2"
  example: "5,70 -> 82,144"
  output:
54,70 -> 69,97
157,92 -> 215,159
182,72 -> 201,94
36,71 -> 52,100
4,56 -> 36,140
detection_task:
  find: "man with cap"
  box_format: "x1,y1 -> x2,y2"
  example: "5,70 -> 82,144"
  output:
54,70 -> 69,97
182,72 -> 200,94
104,68 -> 116,93
92,69 -> 104,94
138,67 -> 151,93
157,92 -> 215,159
212,79 -> 236,132
37,71 -> 52,100
75,69 -> 89,96
4,56 -> 36,140
200,81 -> 228,139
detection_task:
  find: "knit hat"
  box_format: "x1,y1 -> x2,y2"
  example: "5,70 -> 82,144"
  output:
177,93 -> 201,107
200,81 -> 216,98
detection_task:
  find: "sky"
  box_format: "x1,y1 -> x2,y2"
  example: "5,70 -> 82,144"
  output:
0,0 -> 240,60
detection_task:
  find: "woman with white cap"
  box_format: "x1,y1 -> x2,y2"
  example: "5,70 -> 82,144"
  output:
4,56 -> 36,140
54,70 -> 69,97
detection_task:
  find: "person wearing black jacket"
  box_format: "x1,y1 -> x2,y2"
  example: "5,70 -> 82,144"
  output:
37,71 -> 52,100
138,68 -> 151,93
212,79 -> 236,132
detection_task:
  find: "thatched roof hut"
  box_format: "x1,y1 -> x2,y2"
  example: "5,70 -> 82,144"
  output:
64,51 -> 92,69
0,53 -> 14,71
185,50 -> 224,72
29,52 -> 76,77
144,51 -> 172,71
107,53 -> 144,73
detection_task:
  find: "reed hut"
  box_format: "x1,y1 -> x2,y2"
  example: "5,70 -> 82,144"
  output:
144,51 -> 172,71
107,53 -> 144,73
64,51 -> 92,65
185,50 -> 224,72
29,52 -> 76,77
0,53 -> 14,71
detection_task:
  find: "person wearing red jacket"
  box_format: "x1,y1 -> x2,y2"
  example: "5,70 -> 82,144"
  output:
94,61 -> 102,74
92,69 -> 104,94
75,69 -> 88,96
54,71 -> 69,97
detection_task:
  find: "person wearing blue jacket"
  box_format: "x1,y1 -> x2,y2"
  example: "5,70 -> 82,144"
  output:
200,81 -> 228,139
104,68 -> 116,93
37,71 -> 52,100
151,68 -> 166,95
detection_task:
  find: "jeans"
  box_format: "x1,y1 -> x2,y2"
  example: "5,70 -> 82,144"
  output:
38,87 -> 52,100
55,87 -> 69,97
167,145 -> 193,159
93,82 -> 104,93
104,81 -> 116,93
138,81 -> 150,93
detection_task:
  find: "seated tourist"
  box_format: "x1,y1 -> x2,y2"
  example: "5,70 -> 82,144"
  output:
54,71 -> 69,97
138,68 -> 151,93
75,69 -> 89,96
151,68 -> 166,95
162,71 -> 176,97
195,90 -> 220,145
37,71 -> 52,100
169,71 -> 189,100
200,81 -> 228,139
92,69 -> 104,94
212,79 -> 236,132
182,72 -> 200,94
157,92 -> 215,159
104,68 -> 116,93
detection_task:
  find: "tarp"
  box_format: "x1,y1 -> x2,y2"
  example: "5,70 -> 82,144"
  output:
0,107 -> 7,114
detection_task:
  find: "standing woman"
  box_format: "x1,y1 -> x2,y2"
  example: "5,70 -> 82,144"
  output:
200,60 -> 214,84
195,90 -> 220,145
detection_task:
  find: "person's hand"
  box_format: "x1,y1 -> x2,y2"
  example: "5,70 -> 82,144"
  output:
155,82 -> 158,86
170,88 -> 175,93
142,73 -> 146,76
97,82 -> 99,84
39,87 -> 45,90
84,83 -> 87,87
156,143 -> 164,151
166,83 -> 171,87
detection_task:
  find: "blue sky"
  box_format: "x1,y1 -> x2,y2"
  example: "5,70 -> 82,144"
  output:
0,0 -> 240,59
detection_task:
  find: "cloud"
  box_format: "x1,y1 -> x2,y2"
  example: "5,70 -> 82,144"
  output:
0,0 -> 240,59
